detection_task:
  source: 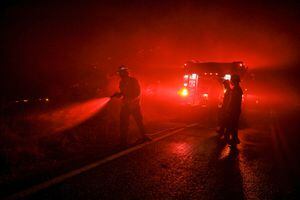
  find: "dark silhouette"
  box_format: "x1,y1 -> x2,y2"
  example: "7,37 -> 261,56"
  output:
111,65 -> 150,147
225,74 -> 243,147
217,80 -> 231,137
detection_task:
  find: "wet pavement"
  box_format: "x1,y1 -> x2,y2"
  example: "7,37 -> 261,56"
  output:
22,109 -> 300,200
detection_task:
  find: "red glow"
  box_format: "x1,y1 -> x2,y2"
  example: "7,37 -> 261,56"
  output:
170,142 -> 190,156
26,98 -> 110,134
190,74 -> 198,80
178,88 -> 189,97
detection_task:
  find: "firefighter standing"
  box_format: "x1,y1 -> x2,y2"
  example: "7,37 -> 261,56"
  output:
217,80 -> 231,137
225,74 -> 243,146
111,66 -> 150,147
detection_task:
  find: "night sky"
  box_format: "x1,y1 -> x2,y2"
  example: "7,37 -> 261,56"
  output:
1,0 -> 300,98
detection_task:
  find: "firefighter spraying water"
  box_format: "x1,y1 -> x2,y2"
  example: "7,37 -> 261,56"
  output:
23,66 -> 152,147
111,65 -> 151,147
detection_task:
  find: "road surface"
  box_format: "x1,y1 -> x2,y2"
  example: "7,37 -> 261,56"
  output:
15,109 -> 300,200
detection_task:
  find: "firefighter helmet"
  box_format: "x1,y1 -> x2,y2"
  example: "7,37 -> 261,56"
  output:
117,65 -> 128,72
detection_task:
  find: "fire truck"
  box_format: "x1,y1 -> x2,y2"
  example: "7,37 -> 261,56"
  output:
178,61 -> 248,107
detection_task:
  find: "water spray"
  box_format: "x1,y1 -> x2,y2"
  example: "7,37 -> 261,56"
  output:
27,97 -> 111,134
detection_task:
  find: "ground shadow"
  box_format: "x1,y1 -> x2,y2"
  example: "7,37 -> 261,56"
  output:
193,136 -> 245,200
212,139 -> 245,200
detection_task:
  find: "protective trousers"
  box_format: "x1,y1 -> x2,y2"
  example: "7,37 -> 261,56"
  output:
120,101 -> 145,144
225,112 -> 240,144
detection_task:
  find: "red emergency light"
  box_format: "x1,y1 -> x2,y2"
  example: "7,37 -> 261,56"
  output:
203,93 -> 208,98
178,88 -> 189,97
224,74 -> 231,80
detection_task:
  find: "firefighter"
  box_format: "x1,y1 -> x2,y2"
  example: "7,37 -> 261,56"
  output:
225,74 -> 243,147
217,80 -> 231,137
111,65 -> 150,147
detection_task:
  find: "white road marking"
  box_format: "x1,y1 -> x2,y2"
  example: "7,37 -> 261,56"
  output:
147,126 -> 181,136
186,123 -> 199,128
6,123 -> 198,200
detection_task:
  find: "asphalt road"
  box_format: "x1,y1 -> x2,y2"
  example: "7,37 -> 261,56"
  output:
19,109 -> 300,200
